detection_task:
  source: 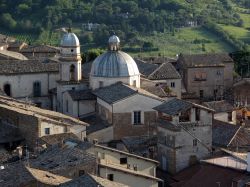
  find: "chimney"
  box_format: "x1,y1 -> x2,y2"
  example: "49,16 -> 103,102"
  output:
247,152 -> 250,172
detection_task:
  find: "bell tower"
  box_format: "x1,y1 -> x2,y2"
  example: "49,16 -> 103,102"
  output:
59,28 -> 82,82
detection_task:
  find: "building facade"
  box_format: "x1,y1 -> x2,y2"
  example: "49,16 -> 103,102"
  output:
154,98 -> 213,174
176,54 -> 234,101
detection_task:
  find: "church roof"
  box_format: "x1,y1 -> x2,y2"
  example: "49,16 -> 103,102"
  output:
20,45 -> 60,53
67,89 -> 96,101
93,82 -> 163,104
0,59 -> 59,75
90,50 -> 140,78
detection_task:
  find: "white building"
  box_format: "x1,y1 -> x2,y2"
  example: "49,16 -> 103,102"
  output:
88,144 -> 162,187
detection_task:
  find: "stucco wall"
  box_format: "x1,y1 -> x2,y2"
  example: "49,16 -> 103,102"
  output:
0,73 -> 58,98
40,121 -> 66,137
99,167 -> 158,187
89,146 -> 157,176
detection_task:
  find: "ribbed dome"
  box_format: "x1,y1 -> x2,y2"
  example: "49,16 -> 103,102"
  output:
60,32 -> 80,47
90,51 -> 140,77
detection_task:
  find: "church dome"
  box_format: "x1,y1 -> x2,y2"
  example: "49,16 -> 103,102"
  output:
90,50 -> 140,77
60,32 -> 80,47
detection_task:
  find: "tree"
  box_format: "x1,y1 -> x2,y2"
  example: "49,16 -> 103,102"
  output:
1,13 -> 16,30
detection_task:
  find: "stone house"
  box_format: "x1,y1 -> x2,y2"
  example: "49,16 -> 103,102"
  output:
0,95 -> 88,149
92,82 -> 163,140
176,53 -> 234,101
87,144 -> 162,187
154,98 -> 213,174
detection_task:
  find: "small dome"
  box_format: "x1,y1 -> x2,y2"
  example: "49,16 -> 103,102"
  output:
108,35 -> 120,44
90,51 -> 140,77
61,32 -> 79,47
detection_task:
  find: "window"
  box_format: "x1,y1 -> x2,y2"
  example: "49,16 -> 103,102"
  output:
133,80 -> 136,87
45,128 -> 50,135
193,139 -> 198,146
71,49 -> 74,53
214,89 -> 218,99
133,164 -> 138,171
35,102 -> 42,108
194,72 -> 207,81
133,111 -> 141,125
79,170 -> 85,176
179,110 -> 190,122
217,70 -> 221,76
171,82 -> 175,88
199,90 -> 204,99
120,157 -> 127,165
99,81 -> 104,88
195,108 -> 200,121
70,64 -> 75,81
66,100 -> 69,113
107,174 -> 114,181
33,81 -> 41,97
4,83 -> 11,96
228,112 -> 233,122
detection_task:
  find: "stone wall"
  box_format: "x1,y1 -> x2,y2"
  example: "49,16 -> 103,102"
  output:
113,111 -> 157,140
0,106 -> 39,149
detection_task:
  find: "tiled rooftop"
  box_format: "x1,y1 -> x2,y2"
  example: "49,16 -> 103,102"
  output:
178,53 -> 233,68
0,50 -> 28,60
93,82 -> 162,104
68,89 -> 96,101
212,120 -> 241,147
0,59 -> 59,75
148,62 -> 181,80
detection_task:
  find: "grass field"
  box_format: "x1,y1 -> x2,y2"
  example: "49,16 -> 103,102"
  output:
128,27 -> 235,58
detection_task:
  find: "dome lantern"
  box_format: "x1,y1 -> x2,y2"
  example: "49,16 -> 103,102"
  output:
108,35 -> 120,51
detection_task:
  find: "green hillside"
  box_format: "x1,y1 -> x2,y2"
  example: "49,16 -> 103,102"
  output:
0,0 -> 249,56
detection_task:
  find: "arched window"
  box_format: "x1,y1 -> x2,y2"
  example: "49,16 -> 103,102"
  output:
70,64 -> 75,81
4,84 -> 11,96
33,81 -> 41,97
